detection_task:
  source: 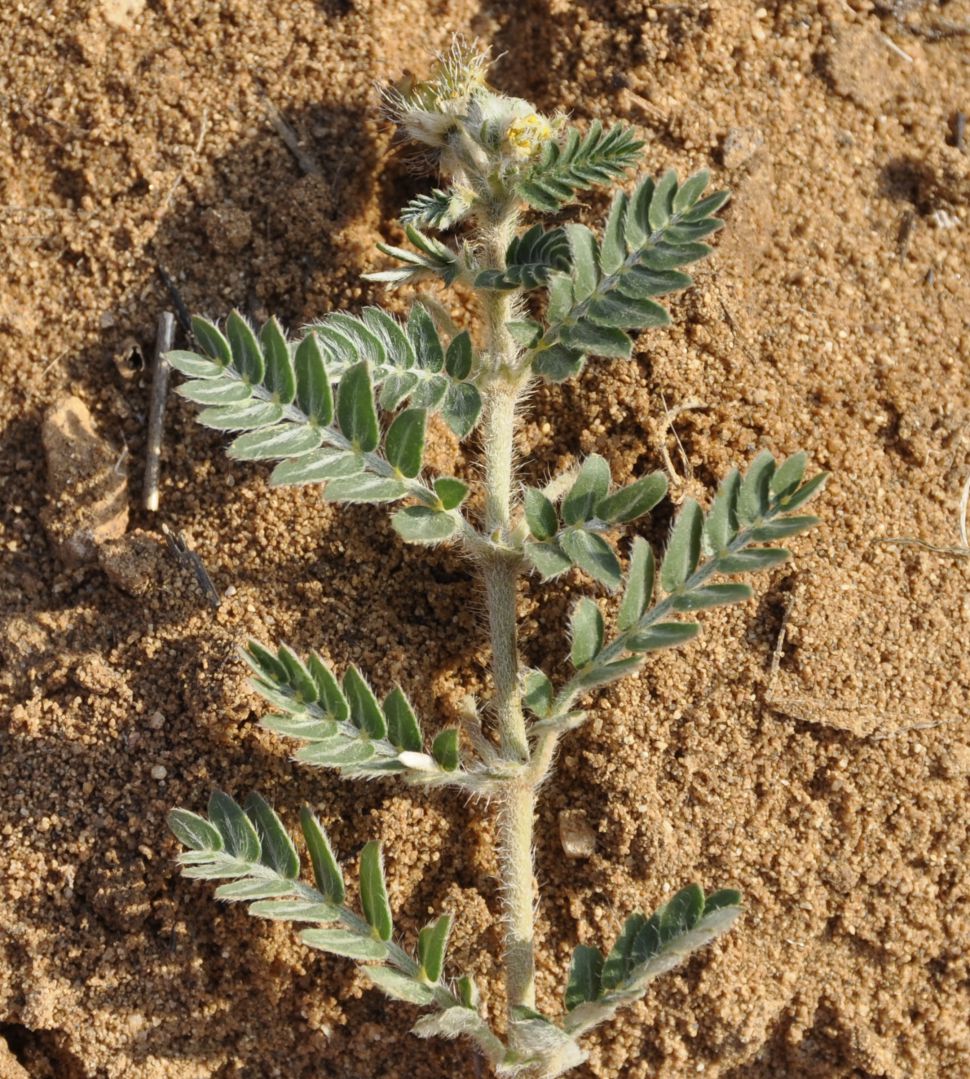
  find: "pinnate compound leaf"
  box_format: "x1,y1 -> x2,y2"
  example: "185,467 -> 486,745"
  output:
417,913 -> 452,982
300,928 -> 388,961
617,537 -> 655,631
570,597 -> 604,668
392,506 -> 458,545
207,791 -> 261,862
360,841 -> 393,941
364,966 -> 436,1004
524,487 -> 558,541
168,808 -> 223,852
560,529 -> 622,591
336,361 -> 379,452
384,408 -> 427,478
299,809 -> 345,904
565,945 -> 604,1011
244,793 -> 300,880
660,499 -> 702,593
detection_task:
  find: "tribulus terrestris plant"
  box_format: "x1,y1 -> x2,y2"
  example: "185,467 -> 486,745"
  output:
165,41 -> 826,1077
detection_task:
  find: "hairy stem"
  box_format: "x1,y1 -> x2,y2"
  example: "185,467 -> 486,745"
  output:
477,199 -> 540,1029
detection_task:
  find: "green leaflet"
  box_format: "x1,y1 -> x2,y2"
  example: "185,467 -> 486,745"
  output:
431,729 -> 460,771
177,380 -> 251,406
248,899 -> 340,922
342,666 -> 387,739
228,424 -> 322,462
168,808 -> 223,852
617,537 -> 655,631
323,475 -> 409,504
660,499 -> 702,593
207,791 -> 261,862
671,583 -> 752,612
364,966 -> 436,1005
307,654 -> 351,722
770,451 -> 807,498
565,945 -> 604,1011
718,548 -> 790,573
626,622 -> 699,652
738,450 -> 775,524
214,878 -> 299,901
336,361 -> 380,452
294,333 -> 333,425
383,688 -> 423,753
226,311 -> 264,384
570,597 -> 604,668
560,529 -> 622,591
244,794 -> 300,880
301,928 -> 388,961
417,913 -> 452,982
295,740 -> 376,767
359,841 -> 394,941
433,477 -> 468,510
524,487 -> 558,541
704,468 -> 741,554
165,350 -> 225,379
445,331 -> 473,379
521,669 -> 554,718
198,400 -> 283,431
270,448 -> 363,487
441,382 -> 482,439
192,315 -> 233,367
532,345 -> 585,383
392,506 -> 458,545
299,809 -> 345,904
260,317 -> 297,404
525,540 -> 572,580
562,455 -> 612,524
384,408 -> 427,478
597,472 -> 667,524
407,305 -> 445,372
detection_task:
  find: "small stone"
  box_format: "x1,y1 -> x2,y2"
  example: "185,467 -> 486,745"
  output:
40,395 -> 128,567
202,203 -> 253,254
558,809 -> 597,858
150,765 -> 167,780
98,530 -> 166,595
720,126 -> 764,170
148,711 -> 165,730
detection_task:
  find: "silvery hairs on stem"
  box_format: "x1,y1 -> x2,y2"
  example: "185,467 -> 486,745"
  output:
165,38 -> 825,1078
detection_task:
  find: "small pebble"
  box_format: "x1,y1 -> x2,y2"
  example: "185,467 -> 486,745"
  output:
558,809 -> 597,858
148,711 -> 165,729
150,765 -> 167,780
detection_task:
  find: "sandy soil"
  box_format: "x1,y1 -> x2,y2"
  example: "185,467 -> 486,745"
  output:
2,1 -> 969,1076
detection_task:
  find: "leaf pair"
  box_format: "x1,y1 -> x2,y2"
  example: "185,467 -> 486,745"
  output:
524,456 -> 667,591
531,170 -> 728,381
242,641 -> 462,781
366,223 -> 461,288
563,885 -> 742,1034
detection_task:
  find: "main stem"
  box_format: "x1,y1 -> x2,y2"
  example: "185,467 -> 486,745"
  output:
477,202 -> 539,1023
